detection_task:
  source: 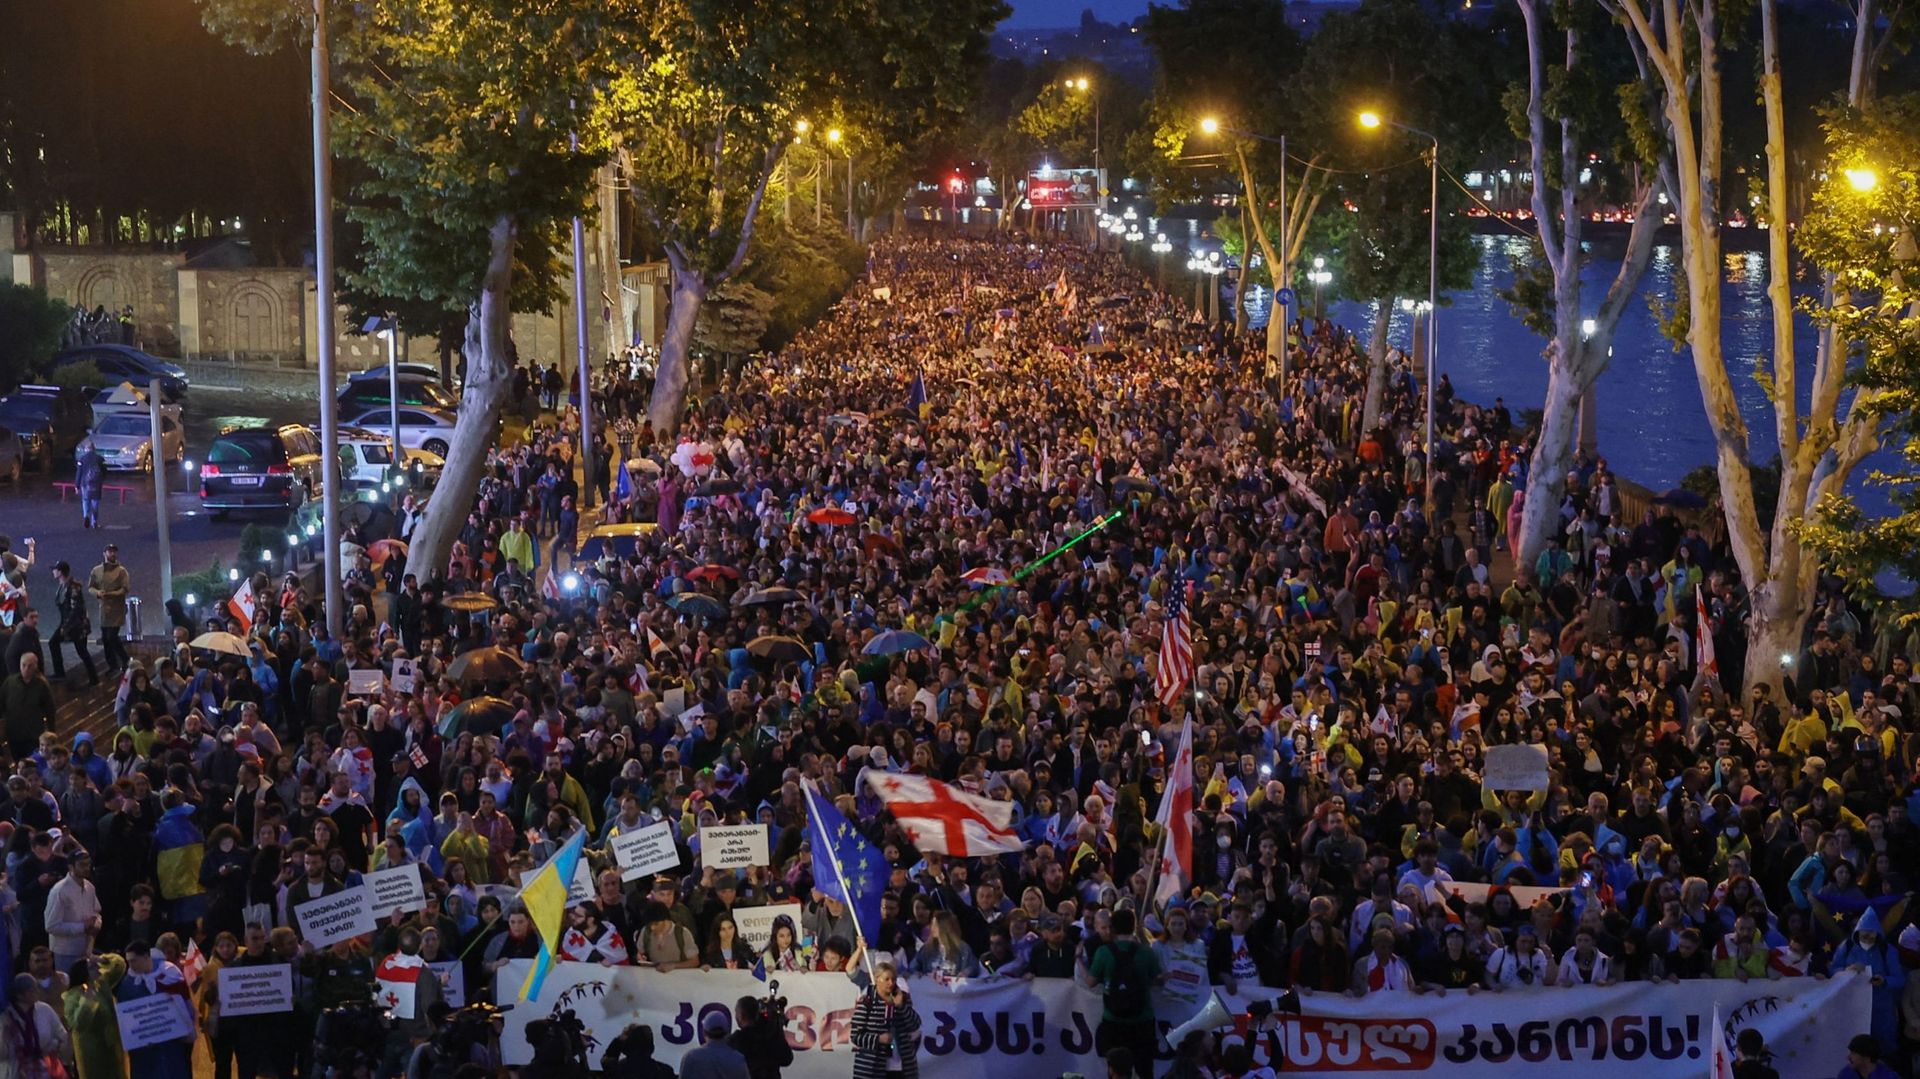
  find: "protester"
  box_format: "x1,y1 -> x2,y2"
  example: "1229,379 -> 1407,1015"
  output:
0,231 -> 1913,1078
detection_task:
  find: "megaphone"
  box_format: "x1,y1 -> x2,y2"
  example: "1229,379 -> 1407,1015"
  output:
1164,991 -> 1236,1050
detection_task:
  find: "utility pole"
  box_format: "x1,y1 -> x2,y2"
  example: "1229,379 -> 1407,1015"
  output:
311,0 -> 344,635
571,178 -> 595,510
149,378 -> 172,610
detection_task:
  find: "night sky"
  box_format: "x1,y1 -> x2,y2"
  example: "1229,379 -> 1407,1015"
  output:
1002,0 -> 1154,28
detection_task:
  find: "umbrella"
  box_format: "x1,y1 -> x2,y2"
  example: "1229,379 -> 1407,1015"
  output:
627,457 -> 663,475
667,593 -> 728,620
862,534 -> 903,557
864,629 -> 932,655
961,566 -> 1012,587
885,406 -> 922,421
1096,296 -> 1129,309
824,413 -> 871,428
438,695 -> 516,737
368,538 -> 409,564
446,646 -> 524,687
740,586 -> 806,607
1091,349 -> 1127,363
696,478 -> 742,496
1654,488 -> 1708,509
746,635 -> 811,663
686,563 -> 741,582
190,631 -> 251,658
1115,476 -> 1160,497
808,507 -> 857,526
442,592 -> 499,613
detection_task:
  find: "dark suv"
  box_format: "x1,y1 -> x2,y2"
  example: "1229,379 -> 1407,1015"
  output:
199,424 -> 324,518
0,385 -> 92,467
337,373 -> 457,413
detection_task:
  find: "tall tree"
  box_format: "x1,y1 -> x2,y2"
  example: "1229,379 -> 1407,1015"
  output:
626,0 -> 1004,435
1506,0 -> 1665,571
203,0 -> 622,581
1613,0 -> 1907,692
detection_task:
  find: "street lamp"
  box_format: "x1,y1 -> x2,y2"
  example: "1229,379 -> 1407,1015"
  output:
1359,108 -> 1441,506
1845,167 -> 1879,193
1197,116 -> 1293,344
1309,257 -> 1332,317
1065,76 -> 1104,234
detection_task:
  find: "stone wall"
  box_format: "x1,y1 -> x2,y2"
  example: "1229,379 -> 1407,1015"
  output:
178,266 -> 310,363
34,248 -> 184,354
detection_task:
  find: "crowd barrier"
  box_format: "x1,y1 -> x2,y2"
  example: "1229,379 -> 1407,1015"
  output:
495,961 -> 1868,1076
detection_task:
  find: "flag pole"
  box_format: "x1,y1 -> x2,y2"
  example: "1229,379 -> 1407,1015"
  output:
804,779 -> 879,984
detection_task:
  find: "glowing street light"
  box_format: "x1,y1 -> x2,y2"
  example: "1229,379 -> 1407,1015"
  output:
1845,167 -> 1879,193
1357,110 -> 1383,129
794,119 -> 810,135
1581,318 -> 1598,339
826,127 -> 842,145
1199,116 -> 1220,136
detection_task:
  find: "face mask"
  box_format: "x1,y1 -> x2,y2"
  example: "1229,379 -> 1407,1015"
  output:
1217,835 -> 1233,849
1725,827 -> 1740,839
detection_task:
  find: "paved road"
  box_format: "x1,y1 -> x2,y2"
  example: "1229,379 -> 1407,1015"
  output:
6,387 -> 314,634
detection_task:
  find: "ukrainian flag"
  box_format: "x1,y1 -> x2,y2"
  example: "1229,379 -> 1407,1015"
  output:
517,828 -> 586,1000
154,804 -> 206,901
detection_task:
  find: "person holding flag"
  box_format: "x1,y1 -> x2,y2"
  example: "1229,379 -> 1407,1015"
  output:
514,827 -> 587,1000
802,780 -> 889,973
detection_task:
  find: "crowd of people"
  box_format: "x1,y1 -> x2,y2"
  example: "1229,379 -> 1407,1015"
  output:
0,230 -> 1915,1079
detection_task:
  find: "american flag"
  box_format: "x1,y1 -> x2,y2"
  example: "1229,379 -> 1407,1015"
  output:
1155,581 -> 1194,711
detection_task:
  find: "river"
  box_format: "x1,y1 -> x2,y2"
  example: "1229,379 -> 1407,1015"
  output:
1302,232 -> 1897,516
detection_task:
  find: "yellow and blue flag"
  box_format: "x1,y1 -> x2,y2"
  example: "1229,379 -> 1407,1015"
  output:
517,828 -> 586,1000
909,371 -> 928,418
802,781 -> 888,946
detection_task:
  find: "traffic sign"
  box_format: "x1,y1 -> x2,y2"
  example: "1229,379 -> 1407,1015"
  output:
1274,287 -> 1297,307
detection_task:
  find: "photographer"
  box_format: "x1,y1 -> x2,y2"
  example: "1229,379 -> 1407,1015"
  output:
602,1023 -> 677,1079
680,1010 -> 749,1079
728,992 -> 794,1079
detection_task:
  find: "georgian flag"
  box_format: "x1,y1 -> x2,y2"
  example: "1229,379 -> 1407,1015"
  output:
177,938 -> 206,985
1696,586 -> 1719,682
559,924 -> 630,965
1152,717 -> 1195,906
228,577 -> 257,633
1707,1006 -> 1734,1079
862,772 -> 1023,856
375,952 -> 427,1019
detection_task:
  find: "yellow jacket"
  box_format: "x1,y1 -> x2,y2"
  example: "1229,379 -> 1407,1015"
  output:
441,829 -> 493,885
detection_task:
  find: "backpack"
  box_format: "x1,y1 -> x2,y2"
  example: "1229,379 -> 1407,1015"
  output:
1105,941 -> 1148,1014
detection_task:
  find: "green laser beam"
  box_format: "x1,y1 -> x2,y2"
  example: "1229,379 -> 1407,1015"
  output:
949,505 -> 1131,619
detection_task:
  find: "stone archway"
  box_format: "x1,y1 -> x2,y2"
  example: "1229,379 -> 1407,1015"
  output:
225,283 -> 283,356
74,264 -> 122,312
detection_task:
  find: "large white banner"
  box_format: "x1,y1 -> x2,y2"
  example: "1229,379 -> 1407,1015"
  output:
495,962 -> 1867,1077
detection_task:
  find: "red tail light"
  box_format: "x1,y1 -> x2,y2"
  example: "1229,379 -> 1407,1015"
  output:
199,464 -> 221,477
266,464 -> 292,476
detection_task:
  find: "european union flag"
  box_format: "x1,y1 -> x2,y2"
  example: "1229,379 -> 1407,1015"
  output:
802,780 -> 887,947
613,442 -> 633,502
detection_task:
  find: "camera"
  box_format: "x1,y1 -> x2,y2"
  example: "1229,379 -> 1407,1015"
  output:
758,979 -> 789,1022
526,1007 -> 590,1076
425,1002 -> 515,1079
316,1001 -> 392,1073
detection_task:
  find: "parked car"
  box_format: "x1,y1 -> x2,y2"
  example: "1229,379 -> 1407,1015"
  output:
52,344 -> 189,400
336,427 -> 443,488
0,385 -> 92,467
198,424 -> 324,518
336,373 -> 457,413
75,410 -> 185,472
340,405 -> 460,456
0,426 -> 25,484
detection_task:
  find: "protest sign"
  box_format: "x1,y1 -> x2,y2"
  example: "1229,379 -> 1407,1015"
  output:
495,964 -> 1871,1079
611,820 -> 681,882
1484,743 -> 1551,792
733,903 -> 803,953
700,824 -> 769,869
116,992 -> 194,1050
347,669 -> 386,696
295,886 -> 374,947
218,965 -> 293,1017
392,658 -> 418,694
568,859 -> 594,906
367,864 -> 428,918
430,961 -> 466,1008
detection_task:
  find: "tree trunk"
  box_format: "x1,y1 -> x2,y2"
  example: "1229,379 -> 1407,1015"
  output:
404,214 -> 517,582
1516,339 -> 1580,572
1361,299 -> 1394,432
647,261 -> 708,434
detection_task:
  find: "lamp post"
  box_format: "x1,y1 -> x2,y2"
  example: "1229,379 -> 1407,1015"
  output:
1359,109 -> 1440,506
1065,77 -> 1102,240
1310,257 -> 1331,319
310,0 -> 344,634
1197,117 -> 1290,350
827,128 -> 846,235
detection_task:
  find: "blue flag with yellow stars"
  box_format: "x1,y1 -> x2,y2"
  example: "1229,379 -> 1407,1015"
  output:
802,780 -> 888,947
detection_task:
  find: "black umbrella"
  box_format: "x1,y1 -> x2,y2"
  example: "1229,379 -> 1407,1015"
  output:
696,477 -> 742,496
739,586 -> 806,607
746,635 -> 810,663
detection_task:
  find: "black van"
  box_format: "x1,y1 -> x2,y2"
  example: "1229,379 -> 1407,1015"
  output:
199,424 -> 324,518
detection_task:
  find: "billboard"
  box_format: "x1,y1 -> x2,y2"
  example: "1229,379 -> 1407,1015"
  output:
1026,169 -> 1100,208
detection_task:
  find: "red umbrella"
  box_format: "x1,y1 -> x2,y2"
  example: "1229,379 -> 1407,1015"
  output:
862,534 -> 902,557
808,507 -> 857,526
687,564 -> 741,582
961,566 -> 1012,586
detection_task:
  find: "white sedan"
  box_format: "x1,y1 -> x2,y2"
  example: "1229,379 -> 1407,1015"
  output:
342,406 -> 458,456
76,411 -> 185,471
